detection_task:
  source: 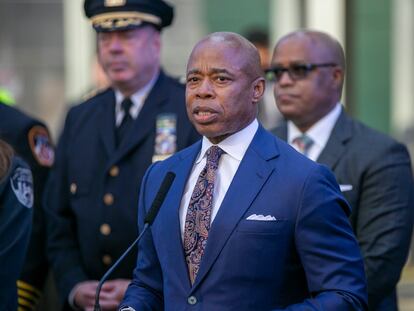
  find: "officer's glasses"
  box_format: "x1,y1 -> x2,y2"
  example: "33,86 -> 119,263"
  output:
265,63 -> 337,82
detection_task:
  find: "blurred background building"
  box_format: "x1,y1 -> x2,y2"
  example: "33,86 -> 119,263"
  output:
1,0 -> 413,308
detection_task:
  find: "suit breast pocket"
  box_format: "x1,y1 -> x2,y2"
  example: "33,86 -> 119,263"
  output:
236,219 -> 288,235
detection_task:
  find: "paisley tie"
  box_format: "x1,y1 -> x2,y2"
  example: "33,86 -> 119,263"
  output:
183,145 -> 224,284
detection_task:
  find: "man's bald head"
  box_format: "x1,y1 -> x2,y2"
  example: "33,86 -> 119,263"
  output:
189,32 -> 264,80
276,30 -> 346,71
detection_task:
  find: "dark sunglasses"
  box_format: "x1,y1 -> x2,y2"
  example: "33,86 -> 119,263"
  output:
265,63 -> 337,82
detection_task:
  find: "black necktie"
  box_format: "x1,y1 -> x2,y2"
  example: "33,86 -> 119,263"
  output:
116,98 -> 133,147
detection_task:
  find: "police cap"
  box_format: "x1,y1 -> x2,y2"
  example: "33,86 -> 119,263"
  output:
84,0 -> 174,32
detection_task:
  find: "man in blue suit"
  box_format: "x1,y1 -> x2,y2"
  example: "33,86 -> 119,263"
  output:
45,0 -> 199,310
120,32 -> 367,310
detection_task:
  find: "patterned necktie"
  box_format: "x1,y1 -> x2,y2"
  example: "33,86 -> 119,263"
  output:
116,97 -> 133,147
292,134 -> 314,156
184,145 -> 224,284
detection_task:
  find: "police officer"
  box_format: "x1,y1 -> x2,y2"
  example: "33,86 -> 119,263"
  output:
0,140 -> 33,310
45,0 -> 199,309
0,101 -> 54,309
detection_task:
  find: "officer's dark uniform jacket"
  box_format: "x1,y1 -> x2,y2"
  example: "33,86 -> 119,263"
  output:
0,102 -> 54,308
0,156 -> 33,310
46,70 -> 200,303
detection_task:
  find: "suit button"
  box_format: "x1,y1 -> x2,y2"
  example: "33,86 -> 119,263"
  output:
70,183 -> 77,194
109,166 -> 119,177
103,193 -> 114,205
102,254 -> 112,265
100,223 -> 111,236
187,296 -> 197,305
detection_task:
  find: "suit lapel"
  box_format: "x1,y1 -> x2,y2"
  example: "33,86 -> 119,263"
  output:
98,90 -> 116,156
110,72 -> 169,166
316,109 -> 352,170
271,122 -> 287,141
161,142 -> 201,290
191,127 -> 279,290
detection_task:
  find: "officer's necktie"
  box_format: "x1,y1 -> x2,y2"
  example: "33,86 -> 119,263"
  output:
116,97 -> 133,147
293,134 -> 314,157
184,145 -> 224,285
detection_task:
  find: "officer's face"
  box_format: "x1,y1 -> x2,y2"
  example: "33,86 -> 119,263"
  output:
271,36 -> 342,131
97,26 -> 161,93
186,40 -> 263,144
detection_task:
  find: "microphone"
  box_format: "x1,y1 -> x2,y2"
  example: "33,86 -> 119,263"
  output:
94,172 -> 176,311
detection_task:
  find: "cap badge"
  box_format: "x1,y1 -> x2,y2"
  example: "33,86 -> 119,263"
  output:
105,0 -> 126,7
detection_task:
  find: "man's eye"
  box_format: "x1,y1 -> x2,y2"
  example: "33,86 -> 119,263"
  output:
187,77 -> 199,83
215,76 -> 229,82
291,65 -> 308,76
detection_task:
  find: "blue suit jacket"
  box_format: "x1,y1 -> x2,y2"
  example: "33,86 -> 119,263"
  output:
121,126 -> 367,310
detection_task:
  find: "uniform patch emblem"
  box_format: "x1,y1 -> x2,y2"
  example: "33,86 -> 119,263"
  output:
153,114 -> 177,162
28,126 -> 55,167
10,167 -> 33,208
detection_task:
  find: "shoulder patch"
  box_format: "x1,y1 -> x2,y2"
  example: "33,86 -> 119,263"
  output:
10,167 -> 33,208
28,125 -> 55,167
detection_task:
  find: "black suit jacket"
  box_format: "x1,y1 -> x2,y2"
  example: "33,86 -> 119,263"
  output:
45,71 -> 200,305
272,109 -> 414,311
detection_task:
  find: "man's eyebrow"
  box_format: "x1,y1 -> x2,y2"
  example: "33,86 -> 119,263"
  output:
187,68 -> 233,76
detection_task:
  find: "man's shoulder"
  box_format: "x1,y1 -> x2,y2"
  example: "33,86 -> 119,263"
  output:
0,103 -> 44,131
345,116 -> 406,151
65,88 -> 113,122
159,71 -> 186,90
74,87 -> 113,111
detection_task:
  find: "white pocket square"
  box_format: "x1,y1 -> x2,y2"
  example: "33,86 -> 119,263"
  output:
246,214 -> 277,221
339,184 -> 353,192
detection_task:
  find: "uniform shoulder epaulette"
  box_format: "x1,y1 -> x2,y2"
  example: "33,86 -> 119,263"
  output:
27,125 -> 54,167
81,87 -> 110,102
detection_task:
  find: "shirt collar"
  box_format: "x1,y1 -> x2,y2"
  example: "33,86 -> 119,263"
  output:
114,71 -> 159,119
288,103 -> 342,149
196,119 -> 259,164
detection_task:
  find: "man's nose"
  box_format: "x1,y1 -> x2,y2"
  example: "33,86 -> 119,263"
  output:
108,36 -> 123,52
196,79 -> 214,98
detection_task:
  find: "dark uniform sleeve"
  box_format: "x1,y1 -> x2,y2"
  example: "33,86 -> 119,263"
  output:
16,124 -> 54,309
0,103 -> 54,309
0,157 -> 33,310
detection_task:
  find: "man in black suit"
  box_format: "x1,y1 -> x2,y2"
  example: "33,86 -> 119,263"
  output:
45,0 -> 199,310
269,30 -> 414,310
0,101 -> 54,309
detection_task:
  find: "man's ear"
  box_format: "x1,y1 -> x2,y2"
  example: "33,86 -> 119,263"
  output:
332,67 -> 344,90
252,77 -> 266,103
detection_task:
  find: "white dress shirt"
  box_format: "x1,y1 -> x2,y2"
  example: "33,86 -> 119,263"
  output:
287,103 -> 342,161
114,72 -> 159,127
179,119 -> 259,240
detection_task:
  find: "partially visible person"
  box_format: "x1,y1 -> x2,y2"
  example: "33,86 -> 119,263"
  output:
0,100 -> 54,309
45,0 -> 199,310
270,30 -> 414,310
0,140 -> 33,310
120,32 -> 367,311
244,27 -> 282,129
